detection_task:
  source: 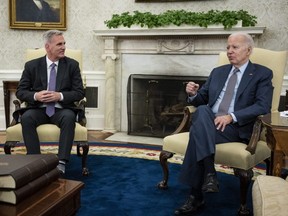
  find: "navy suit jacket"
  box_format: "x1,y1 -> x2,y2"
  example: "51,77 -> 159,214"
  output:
190,61 -> 273,141
14,56 -> 85,121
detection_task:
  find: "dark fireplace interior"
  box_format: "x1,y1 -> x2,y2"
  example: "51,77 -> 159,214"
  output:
127,74 -> 207,138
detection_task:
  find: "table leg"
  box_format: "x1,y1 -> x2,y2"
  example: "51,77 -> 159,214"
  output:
3,81 -> 19,128
3,83 -> 10,128
272,129 -> 288,176
271,150 -> 284,177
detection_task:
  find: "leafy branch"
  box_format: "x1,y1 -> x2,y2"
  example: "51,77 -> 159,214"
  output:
105,10 -> 257,29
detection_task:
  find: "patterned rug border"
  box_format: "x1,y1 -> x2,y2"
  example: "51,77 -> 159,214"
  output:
0,142 -> 266,177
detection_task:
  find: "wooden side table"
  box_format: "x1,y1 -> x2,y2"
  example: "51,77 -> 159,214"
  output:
0,179 -> 84,216
261,112 -> 288,176
3,80 -> 19,128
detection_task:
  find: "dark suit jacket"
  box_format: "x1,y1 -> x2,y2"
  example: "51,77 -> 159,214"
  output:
190,61 -> 273,141
14,56 -> 85,122
16,0 -> 59,22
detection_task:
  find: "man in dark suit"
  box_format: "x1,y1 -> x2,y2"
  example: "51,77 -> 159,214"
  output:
16,0 -> 59,22
16,30 -> 84,174
174,32 -> 273,215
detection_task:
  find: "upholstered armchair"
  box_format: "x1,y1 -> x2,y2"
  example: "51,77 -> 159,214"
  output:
157,48 -> 287,215
4,48 -> 89,176
252,175 -> 288,216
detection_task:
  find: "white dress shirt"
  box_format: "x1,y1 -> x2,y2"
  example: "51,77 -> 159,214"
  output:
188,61 -> 249,122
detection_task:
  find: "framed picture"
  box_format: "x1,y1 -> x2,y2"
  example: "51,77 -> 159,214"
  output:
9,0 -> 66,30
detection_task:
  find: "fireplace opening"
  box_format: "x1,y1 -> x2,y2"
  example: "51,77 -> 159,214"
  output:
127,74 -> 207,138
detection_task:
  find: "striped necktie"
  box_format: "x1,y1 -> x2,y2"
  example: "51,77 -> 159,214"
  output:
46,63 -> 56,117
217,68 -> 240,116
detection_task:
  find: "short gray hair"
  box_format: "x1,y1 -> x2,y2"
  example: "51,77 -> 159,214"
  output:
229,32 -> 254,48
43,30 -> 63,44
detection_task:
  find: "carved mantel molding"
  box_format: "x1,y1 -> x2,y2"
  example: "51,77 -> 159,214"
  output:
94,26 -> 265,37
95,27 -> 265,56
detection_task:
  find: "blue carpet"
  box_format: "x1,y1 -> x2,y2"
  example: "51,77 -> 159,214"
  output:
64,154 -> 253,216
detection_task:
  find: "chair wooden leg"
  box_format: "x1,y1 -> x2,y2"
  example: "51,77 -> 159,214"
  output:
234,168 -> 254,216
157,150 -> 174,189
76,141 -> 89,176
264,158 -> 271,175
4,141 -> 18,154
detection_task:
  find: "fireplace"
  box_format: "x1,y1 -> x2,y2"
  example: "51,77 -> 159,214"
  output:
127,74 -> 206,137
94,27 -> 264,133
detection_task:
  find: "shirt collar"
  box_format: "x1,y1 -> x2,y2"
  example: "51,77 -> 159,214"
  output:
235,61 -> 249,74
46,56 -> 59,68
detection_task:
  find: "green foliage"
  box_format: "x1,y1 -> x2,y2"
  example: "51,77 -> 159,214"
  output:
104,10 -> 257,29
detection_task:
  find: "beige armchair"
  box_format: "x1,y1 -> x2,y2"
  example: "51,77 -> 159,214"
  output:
157,48 -> 287,215
4,48 -> 89,176
252,175 -> 288,216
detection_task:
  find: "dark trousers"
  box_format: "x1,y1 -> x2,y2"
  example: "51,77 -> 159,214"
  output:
21,108 -> 76,161
179,105 -> 243,191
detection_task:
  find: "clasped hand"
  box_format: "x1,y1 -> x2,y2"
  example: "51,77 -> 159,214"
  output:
36,90 -> 60,103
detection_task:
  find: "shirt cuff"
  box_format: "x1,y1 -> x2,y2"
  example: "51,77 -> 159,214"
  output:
59,93 -> 64,101
230,113 -> 237,122
187,93 -> 197,103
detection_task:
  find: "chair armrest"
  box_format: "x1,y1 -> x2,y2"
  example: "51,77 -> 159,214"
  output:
245,116 -> 263,155
172,106 -> 197,134
13,99 -> 23,111
10,98 -> 87,127
172,106 -> 263,155
75,97 -> 87,127
9,99 -> 25,126
74,97 -> 86,110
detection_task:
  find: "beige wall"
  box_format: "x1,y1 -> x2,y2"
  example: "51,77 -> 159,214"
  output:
0,0 -> 287,72
0,0 -> 287,130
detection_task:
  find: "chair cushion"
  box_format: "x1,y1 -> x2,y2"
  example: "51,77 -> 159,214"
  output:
163,133 -> 271,170
6,123 -> 87,142
163,132 -> 189,154
215,141 -> 270,170
252,175 -> 288,216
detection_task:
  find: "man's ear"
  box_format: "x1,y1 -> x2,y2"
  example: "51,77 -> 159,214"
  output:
246,46 -> 253,57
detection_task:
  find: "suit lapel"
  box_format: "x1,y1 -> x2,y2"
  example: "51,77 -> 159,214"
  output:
39,57 -> 48,89
56,58 -> 66,91
210,66 -> 231,105
235,61 -> 255,100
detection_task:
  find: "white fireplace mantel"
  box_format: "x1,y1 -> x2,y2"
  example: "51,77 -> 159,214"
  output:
94,26 -> 265,133
94,26 -> 265,37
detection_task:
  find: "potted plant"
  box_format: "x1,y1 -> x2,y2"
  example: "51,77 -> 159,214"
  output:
105,9 -> 257,29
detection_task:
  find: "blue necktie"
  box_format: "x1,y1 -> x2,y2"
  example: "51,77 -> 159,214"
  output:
46,63 -> 56,117
217,68 -> 240,116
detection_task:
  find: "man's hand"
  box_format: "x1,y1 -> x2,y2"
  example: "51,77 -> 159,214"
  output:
186,82 -> 199,96
35,90 -> 61,103
214,115 -> 233,132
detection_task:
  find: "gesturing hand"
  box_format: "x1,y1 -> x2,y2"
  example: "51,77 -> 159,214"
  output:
186,82 -> 199,96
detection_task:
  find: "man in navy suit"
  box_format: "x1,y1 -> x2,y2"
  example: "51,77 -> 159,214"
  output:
174,32 -> 273,215
16,30 -> 84,174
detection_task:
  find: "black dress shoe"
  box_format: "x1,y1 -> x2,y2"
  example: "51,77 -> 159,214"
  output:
174,195 -> 205,215
202,173 -> 219,193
